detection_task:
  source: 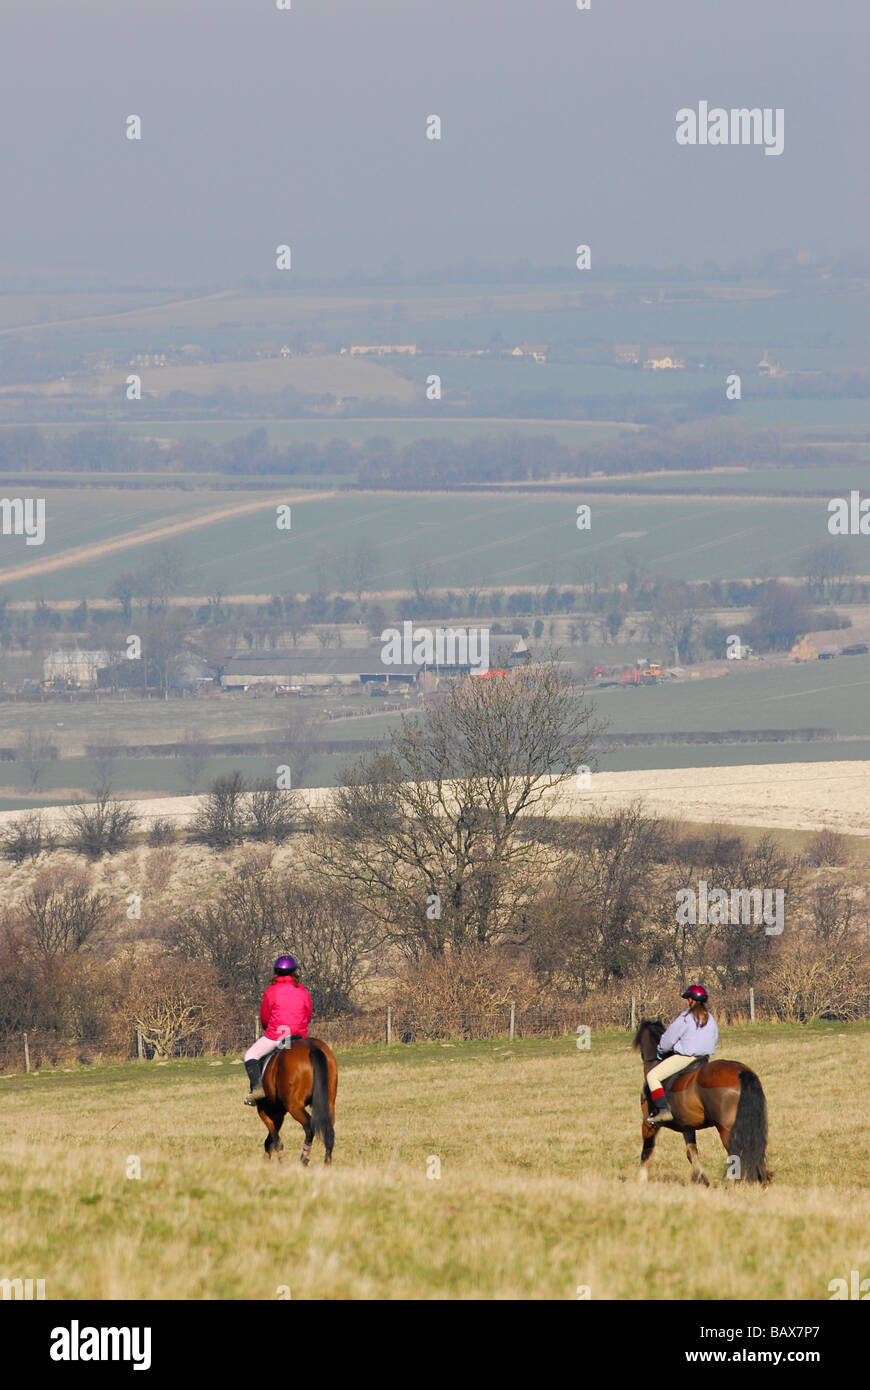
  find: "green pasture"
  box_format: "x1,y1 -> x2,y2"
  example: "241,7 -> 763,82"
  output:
0,489 -> 853,599
0,1025 -> 867,1299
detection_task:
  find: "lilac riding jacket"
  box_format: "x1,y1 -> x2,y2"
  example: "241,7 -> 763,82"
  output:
659,1010 -> 719,1057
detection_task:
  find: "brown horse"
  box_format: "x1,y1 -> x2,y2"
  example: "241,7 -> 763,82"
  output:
254,1037 -> 338,1165
633,1019 -> 769,1185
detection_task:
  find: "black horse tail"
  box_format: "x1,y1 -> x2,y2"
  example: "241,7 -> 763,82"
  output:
729,1069 -> 769,1184
309,1043 -> 334,1152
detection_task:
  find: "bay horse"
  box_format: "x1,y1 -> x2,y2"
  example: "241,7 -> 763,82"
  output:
254,1037 -> 338,1165
633,1019 -> 769,1185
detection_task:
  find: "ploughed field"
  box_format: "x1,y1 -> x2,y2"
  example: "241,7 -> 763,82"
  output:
0,1024 -> 867,1300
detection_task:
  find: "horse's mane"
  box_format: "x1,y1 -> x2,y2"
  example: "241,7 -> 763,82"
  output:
632,1018 -> 665,1050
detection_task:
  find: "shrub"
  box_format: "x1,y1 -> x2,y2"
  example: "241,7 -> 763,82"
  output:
122,955 -> 225,1059
2,811 -> 55,862
63,784 -> 137,859
22,880 -> 113,957
805,828 -> 850,867
146,817 -> 177,848
387,946 -> 544,1038
765,940 -> 864,1022
144,848 -> 176,897
247,778 -> 298,843
189,771 -> 247,849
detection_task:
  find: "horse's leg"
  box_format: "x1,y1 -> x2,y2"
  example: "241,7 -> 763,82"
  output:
286,1098 -> 314,1164
271,1107 -> 285,1160
715,1122 -> 737,1179
258,1104 -> 283,1162
638,1132 -> 657,1182
683,1128 -> 709,1186
638,1097 -> 657,1181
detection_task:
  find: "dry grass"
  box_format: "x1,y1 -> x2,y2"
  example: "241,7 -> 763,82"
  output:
0,1025 -> 867,1300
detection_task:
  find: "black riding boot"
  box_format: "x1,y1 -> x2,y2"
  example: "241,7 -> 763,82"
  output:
648,1091 -> 673,1124
244,1059 -> 266,1105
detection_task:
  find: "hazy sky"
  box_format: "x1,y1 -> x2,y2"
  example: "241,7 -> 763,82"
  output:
1,0 -> 867,283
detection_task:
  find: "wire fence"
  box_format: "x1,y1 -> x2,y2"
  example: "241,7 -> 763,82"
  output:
4,987 -> 863,1071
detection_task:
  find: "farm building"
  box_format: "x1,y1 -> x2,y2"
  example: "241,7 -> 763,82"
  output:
220,650 -> 416,690
217,634 -> 531,691
44,649 -> 112,688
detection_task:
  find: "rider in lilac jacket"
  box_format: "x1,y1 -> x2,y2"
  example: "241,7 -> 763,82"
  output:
647,985 -> 718,1125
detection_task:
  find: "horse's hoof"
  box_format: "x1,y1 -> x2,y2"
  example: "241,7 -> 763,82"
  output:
300,1154 -> 310,1166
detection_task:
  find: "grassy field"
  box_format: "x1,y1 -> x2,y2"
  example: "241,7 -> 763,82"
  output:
738,399 -> 870,429
0,487 -> 854,598
594,656 -> 870,739
0,1025 -> 866,1300
0,417 -> 639,448
0,355 -> 418,406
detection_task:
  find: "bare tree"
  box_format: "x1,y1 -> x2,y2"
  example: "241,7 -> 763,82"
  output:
86,735 -> 124,788
140,542 -> 185,614
107,570 -> 141,623
410,554 -> 439,602
347,539 -> 380,603
652,578 -> 699,665
16,730 -> 59,791
281,708 -> 316,787
171,871 -> 376,1015
23,881 -> 113,957
313,661 -> 604,954
178,727 -> 210,794
799,542 -> 854,604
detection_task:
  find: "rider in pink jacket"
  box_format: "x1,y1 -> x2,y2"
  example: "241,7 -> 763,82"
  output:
243,955 -> 312,1103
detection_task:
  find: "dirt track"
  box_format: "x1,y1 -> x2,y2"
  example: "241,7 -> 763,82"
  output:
0,490 -> 335,585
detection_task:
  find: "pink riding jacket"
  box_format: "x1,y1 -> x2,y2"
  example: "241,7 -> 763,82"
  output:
260,976 -> 313,1040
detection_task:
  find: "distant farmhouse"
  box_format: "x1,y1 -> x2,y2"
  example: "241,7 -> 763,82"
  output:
643,352 -> 685,370
128,353 -> 166,369
756,350 -> 784,377
348,344 -> 417,356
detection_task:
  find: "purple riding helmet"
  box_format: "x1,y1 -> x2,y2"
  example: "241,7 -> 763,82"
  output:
274,955 -> 297,975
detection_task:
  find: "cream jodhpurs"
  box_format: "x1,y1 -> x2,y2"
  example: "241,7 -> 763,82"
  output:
646,1053 -> 693,1094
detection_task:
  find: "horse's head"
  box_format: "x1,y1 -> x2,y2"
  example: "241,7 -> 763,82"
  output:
633,1018 -> 665,1065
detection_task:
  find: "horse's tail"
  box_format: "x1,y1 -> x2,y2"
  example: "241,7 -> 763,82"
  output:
729,1069 -> 769,1184
309,1043 -> 334,1152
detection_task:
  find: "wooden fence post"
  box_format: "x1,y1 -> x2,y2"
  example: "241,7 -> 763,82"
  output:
136,1028 -> 144,1060
749,987 -> 755,1023
630,996 -> 637,1031
509,1002 -> 516,1042
386,1006 -> 392,1046
23,1032 -> 30,1074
